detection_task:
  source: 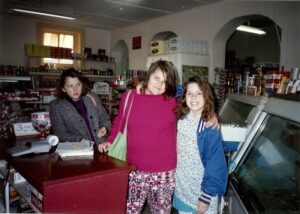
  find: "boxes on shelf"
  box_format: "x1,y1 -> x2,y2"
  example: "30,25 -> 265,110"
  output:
25,44 -> 71,58
150,40 -> 165,55
98,49 -> 106,56
168,37 -> 208,54
264,69 -> 282,96
83,47 -> 92,59
168,37 -> 187,53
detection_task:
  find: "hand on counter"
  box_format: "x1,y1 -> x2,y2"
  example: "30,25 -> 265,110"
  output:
98,142 -> 111,153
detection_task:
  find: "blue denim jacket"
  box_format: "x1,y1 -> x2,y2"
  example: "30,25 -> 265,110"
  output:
197,127 -> 228,198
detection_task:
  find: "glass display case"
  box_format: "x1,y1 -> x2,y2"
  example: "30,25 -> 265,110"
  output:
218,94 -> 260,126
218,94 -> 268,171
224,97 -> 300,213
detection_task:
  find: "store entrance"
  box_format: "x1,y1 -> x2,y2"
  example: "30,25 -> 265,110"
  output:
212,14 -> 281,110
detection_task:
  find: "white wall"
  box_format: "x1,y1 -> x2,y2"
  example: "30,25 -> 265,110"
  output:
111,1 -> 300,82
1,1 -> 300,82
0,14 -> 37,66
0,13 -> 111,67
84,28 -> 111,56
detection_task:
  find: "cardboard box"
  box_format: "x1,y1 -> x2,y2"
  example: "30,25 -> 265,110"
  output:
150,40 -> 165,55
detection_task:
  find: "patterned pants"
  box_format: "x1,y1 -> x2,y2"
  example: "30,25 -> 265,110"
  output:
126,169 -> 176,214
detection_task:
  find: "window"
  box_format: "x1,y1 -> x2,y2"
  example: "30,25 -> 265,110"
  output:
39,26 -> 82,67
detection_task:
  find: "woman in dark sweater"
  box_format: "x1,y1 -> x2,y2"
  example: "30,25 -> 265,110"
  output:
49,68 -> 111,145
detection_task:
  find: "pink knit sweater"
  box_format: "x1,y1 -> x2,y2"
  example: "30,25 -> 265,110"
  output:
107,90 -> 177,172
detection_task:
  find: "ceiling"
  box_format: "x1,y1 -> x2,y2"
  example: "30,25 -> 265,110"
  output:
3,0 -> 222,30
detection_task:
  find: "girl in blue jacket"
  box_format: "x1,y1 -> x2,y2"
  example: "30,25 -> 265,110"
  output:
173,76 -> 228,214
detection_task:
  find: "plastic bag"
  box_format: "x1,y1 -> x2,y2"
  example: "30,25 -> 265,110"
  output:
107,131 -> 127,161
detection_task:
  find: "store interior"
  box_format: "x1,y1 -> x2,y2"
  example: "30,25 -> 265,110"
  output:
0,1 -> 300,213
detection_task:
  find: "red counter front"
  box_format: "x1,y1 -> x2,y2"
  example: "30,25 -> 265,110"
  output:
5,151 -> 134,213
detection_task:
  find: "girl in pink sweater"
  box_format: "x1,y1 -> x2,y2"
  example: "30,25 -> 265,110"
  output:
99,60 -> 178,213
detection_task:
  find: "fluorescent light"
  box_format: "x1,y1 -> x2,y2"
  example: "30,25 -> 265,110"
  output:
236,25 -> 266,35
12,8 -> 76,20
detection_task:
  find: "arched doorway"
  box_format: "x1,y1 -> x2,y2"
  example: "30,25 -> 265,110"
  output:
147,31 -> 177,69
212,15 -> 281,109
226,15 -> 281,72
111,40 -> 129,76
151,31 -> 177,41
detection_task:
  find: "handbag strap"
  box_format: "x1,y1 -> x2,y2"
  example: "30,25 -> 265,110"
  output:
123,90 -> 134,133
122,90 -> 132,116
86,93 -> 97,107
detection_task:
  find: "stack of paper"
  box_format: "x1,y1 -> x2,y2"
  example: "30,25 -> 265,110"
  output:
56,141 -> 94,157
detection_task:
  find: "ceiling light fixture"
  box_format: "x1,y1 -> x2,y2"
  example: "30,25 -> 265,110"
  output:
11,8 -> 76,20
236,25 -> 266,35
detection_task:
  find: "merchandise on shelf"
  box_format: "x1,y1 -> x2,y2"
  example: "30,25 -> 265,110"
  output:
25,44 -> 72,59
0,65 -> 28,77
276,67 -> 300,95
149,37 -> 208,56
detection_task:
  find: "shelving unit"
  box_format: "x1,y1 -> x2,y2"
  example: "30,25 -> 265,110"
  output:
26,56 -> 116,73
25,54 -> 118,115
0,76 -> 31,82
26,54 -> 117,85
0,164 -> 35,213
29,72 -> 115,87
30,75 -> 115,87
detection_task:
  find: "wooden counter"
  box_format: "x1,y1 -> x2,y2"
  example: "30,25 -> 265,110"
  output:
2,137 -> 134,213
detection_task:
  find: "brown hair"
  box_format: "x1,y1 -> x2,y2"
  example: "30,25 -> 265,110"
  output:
54,68 -> 90,99
141,60 -> 177,99
175,76 -> 215,121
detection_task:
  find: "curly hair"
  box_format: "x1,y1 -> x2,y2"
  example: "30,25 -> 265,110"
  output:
54,68 -> 90,99
141,60 -> 178,99
175,76 -> 215,121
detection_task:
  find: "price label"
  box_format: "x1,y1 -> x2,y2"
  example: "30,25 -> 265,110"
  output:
13,122 -> 39,136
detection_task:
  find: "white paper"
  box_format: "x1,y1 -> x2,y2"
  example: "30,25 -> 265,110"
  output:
56,141 -> 94,157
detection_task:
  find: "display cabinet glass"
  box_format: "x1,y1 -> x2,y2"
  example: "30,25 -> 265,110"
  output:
219,99 -> 255,126
218,94 -> 268,171
225,97 -> 300,214
231,114 -> 300,213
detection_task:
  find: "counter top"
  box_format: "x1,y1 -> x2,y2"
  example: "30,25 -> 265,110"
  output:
2,137 -> 134,194
1,136 -> 135,213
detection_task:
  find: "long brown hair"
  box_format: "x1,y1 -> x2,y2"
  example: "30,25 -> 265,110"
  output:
54,68 -> 90,99
175,76 -> 215,121
141,60 -> 177,99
